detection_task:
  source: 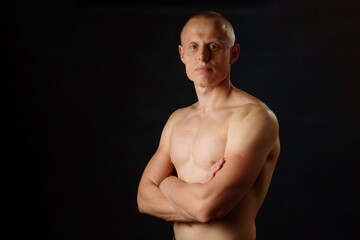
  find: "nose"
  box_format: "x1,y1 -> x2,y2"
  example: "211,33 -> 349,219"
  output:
196,46 -> 210,61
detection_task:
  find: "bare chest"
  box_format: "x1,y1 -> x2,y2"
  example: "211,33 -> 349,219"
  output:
170,113 -> 229,182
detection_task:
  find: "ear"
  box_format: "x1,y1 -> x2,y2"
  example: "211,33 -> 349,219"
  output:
178,45 -> 185,64
229,44 -> 240,64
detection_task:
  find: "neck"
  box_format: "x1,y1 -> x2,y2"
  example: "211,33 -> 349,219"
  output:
194,79 -> 234,115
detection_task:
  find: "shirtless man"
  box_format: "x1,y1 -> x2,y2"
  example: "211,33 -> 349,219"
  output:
137,11 -> 280,240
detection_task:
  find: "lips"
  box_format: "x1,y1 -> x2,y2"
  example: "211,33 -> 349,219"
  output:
194,66 -> 212,72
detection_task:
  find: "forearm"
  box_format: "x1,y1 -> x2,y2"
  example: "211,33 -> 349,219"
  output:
159,158 -> 229,223
160,176 -> 208,223
137,180 -> 196,222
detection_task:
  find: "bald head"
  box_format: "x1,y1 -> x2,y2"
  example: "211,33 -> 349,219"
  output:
180,11 -> 236,46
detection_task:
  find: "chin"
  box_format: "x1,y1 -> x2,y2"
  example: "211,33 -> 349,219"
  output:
190,76 -> 215,87
193,80 -> 211,87
198,77 -> 223,88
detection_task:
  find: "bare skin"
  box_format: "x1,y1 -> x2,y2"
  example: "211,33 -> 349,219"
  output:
137,13 -> 280,240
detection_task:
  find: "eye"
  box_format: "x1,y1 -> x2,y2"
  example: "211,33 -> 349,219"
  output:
209,44 -> 218,50
190,44 -> 198,50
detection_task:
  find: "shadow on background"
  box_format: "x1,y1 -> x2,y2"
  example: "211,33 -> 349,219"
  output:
9,0 -> 359,239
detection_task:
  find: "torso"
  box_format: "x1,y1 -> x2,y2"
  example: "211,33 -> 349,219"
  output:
169,90 -> 280,240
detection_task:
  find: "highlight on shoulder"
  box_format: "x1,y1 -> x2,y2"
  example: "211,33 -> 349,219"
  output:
229,102 -> 279,131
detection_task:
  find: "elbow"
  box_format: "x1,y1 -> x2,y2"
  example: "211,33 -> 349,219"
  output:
137,194 -> 146,214
138,204 -> 145,214
137,185 -> 150,215
191,190 -> 225,223
195,213 -> 212,224
194,202 -> 222,224
137,202 -> 143,214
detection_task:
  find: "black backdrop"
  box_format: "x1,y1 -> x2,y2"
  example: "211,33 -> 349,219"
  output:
10,0 -> 359,239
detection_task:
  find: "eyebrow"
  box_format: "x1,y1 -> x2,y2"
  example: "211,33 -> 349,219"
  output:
186,39 -> 227,45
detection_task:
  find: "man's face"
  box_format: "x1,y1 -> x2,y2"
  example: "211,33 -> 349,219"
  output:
179,17 -> 238,88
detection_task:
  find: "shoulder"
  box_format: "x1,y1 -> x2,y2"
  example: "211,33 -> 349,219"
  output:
167,104 -> 196,123
163,105 -> 195,130
240,103 -> 277,122
225,103 -> 279,157
229,88 -> 278,124
229,102 -> 279,135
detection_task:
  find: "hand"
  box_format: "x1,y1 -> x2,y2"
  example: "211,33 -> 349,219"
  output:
160,176 -> 182,195
205,157 -> 225,182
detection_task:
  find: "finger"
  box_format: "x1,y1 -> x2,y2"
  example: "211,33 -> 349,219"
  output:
212,162 -> 222,172
213,157 -> 225,170
209,162 -> 221,174
208,158 -> 225,176
206,158 -> 226,182
206,172 -> 214,182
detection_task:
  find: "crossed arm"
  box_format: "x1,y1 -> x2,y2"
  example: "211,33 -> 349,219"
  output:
137,107 -> 278,223
137,149 -> 224,222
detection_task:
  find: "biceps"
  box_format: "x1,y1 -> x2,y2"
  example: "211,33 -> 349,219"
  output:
219,123 -> 277,193
206,144 -> 270,201
194,155 -> 265,220
213,154 -> 265,197
140,149 -> 175,186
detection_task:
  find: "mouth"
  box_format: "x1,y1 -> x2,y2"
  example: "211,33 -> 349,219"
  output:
194,66 -> 212,72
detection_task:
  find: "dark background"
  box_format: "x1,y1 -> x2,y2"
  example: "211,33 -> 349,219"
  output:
10,0 -> 359,239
